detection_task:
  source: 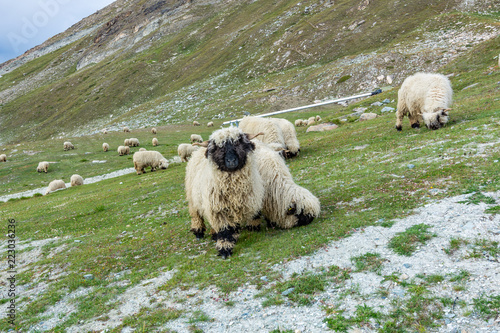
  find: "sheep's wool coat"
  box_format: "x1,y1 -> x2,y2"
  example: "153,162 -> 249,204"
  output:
37,161 -> 49,173
133,151 -> 168,174
239,116 -> 286,151
253,141 -> 320,228
45,180 -> 66,195
178,144 -> 198,162
185,127 -> 264,233
70,174 -> 84,186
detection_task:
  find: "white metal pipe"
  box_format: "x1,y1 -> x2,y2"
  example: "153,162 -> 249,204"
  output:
222,89 -> 382,126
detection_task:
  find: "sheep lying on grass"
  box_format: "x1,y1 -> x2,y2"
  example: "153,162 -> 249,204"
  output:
178,143 -> 199,162
37,161 -> 49,173
70,174 -> 84,186
185,127 -> 264,258
190,134 -> 203,143
253,141 -> 320,229
271,118 -> 300,158
103,143 -> 109,152
45,180 -> 66,195
0,154 -> 6,162
133,151 -> 169,175
151,127 -> 157,134
396,72 -> 452,131
152,138 -> 158,146
117,146 -> 130,156
63,142 -> 74,151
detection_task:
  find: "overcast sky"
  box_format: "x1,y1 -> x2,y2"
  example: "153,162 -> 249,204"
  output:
0,0 -> 116,64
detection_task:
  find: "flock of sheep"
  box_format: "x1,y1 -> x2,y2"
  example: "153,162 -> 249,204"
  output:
1,71 -> 453,258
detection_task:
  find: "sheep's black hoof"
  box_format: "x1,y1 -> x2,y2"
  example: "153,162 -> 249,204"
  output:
395,126 -> 402,131
218,248 -> 232,259
191,228 -> 205,239
411,123 -> 420,129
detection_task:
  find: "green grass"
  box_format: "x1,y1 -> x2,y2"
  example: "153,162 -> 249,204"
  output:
388,224 -> 437,256
473,295 -> 500,320
350,252 -> 386,275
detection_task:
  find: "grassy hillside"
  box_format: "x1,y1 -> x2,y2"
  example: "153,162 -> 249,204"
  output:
0,32 -> 499,330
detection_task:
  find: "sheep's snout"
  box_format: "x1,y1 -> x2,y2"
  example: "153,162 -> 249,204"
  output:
224,142 -> 240,170
296,213 -> 314,226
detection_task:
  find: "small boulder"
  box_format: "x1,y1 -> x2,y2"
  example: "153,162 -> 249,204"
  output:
306,123 -> 339,132
359,113 -> 378,121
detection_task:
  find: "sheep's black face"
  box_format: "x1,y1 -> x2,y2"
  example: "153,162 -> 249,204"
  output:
287,203 -> 315,226
206,134 -> 256,172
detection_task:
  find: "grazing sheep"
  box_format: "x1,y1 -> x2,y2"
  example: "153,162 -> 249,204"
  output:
207,121 -> 214,127
70,174 -> 84,186
45,179 -> 66,195
396,72 -> 453,131
123,126 -> 130,132
253,141 -> 320,229
117,146 -> 130,156
193,121 -> 201,126
139,148 -> 147,151
133,151 -> 169,175
152,138 -> 159,146
103,143 -> 109,152
151,127 -> 157,134
63,141 -> 74,151
36,161 -> 49,173
239,116 -> 287,153
190,134 -> 203,144
315,115 -> 321,122
102,129 -> 108,134
128,138 -> 140,147
294,119 -> 305,127
185,127 -> 265,258
124,139 -> 130,146
307,116 -> 316,126
0,154 -> 6,162
270,118 -> 300,158
177,143 -> 199,162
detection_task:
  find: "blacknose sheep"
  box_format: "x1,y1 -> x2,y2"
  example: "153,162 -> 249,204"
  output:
63,142 -> 74,151
396,72 -> 452,131
193,121 -> 201,126
152,138 -> 158,146
37,161 -> 49,173
103,143 -> 109,152
117,146 -> 130,156
70,174 -> 84,186
0,154 -> 6,162
253,141 -> 320,229
178,143 -> 199,162
45,180 -> 66,195
190,134 -> 203,144
133,151 -> 169,175
207,121 -> 214,127
185,127 -> 265,258
123,126 -> 130,132
139,148 -> 147,151
128,138 -> 140,147
270,118 -> 300,158
151,127 -> 157,134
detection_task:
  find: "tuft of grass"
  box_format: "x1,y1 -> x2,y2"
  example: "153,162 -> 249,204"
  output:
444,237 -> 469,255
350,252 -> 386,275
188,310 -> 212,324
388,224 -> 436,256
473,295 -> 500,320
459,190 -> 496,205
324,304 -> 383,331
485,205 -> 500,215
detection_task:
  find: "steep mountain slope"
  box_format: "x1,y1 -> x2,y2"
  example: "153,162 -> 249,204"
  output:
0,0 -> 498,144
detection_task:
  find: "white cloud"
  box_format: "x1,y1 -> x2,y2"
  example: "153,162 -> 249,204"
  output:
0,0 -> 116,63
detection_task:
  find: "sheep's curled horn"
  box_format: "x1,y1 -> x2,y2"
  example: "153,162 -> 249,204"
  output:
193,132 -> 264,148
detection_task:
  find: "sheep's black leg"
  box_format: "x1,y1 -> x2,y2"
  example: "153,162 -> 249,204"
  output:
189,210 -> 206,239
191,225 -> 206,239
215,226 -> 240,259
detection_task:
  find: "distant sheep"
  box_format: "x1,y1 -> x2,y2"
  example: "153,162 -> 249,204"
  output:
70,174 -> 84,186
307,116 -> 316,126
124,139 -> 130,146
103,143 -> 109,152
177,143 -> 199,162
152,138 -> 158,146
102,129 -> 108,134
133,151 -> 169,175
396,72 -> 452,131
190,134 -> 203,144
239,116 -> 286,153
270,118 -> 300,158
315,115 -> 321,122
45,179 -> 66,195
0,154 -> 6,162
151,127 -> 157,134
207,121 -> 214,127
123,126 -> 130,132
185,127 -> 264,258
139,148 -> 147,151
36,161 -> 49,173
128,138 -> 140,147
193,121 -> 201,126
117,146 -> 130,156
63,141 -> 74,151
295,119 -> 306,127
253,141 -> 320,229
